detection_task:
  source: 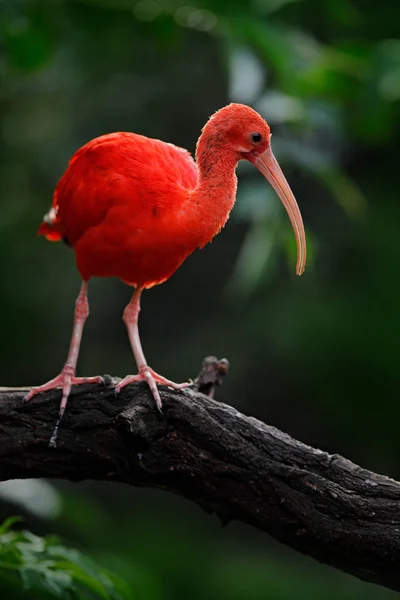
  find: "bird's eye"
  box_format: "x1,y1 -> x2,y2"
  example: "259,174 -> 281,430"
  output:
250,132 -> 263,144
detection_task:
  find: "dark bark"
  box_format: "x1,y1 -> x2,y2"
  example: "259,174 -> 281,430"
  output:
0,360 -> 399,592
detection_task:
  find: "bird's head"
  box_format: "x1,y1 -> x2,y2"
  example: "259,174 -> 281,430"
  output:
202,103 -> 271,156
199,103 -> 306,275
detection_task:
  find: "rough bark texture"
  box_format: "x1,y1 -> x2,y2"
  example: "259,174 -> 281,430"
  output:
0,360 -> 399,592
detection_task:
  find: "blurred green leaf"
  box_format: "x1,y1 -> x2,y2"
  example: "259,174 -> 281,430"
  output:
0,519 -> 131,600
0,516 -> 24,535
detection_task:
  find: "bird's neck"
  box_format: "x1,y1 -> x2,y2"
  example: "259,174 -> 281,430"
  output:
187,136 -> 239,248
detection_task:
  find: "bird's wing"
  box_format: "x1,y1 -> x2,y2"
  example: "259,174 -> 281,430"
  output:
38,132 -> 198,246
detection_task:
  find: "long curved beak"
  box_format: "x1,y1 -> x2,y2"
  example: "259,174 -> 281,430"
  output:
251,147 -> 306,276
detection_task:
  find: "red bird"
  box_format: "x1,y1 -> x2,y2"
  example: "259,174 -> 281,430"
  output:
27,103 -> 306,435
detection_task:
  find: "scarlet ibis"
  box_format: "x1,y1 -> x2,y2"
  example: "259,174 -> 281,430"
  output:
27,103 -> 306,438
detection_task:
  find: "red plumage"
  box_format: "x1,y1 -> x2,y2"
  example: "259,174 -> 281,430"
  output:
40,132 -> 199,288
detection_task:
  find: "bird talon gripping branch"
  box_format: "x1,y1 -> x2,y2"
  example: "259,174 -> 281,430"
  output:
25,371 -> 104,404
113,366 -> 189,411
31,104 -> 306,439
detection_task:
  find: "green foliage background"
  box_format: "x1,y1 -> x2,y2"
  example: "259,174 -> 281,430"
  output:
1,0 -> 400,598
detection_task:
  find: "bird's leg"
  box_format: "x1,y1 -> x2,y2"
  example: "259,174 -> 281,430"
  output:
25,281 -> 103,418
115,288 -> 190,410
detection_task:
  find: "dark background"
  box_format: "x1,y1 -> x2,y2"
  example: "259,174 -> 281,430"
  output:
1,0 -> 400,598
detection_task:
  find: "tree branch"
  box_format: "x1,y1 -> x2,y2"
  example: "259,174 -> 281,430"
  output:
0,361 -> 399,592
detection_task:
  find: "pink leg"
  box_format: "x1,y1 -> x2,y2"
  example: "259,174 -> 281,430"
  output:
26,281 -> 103,420
115,288 -> 190,410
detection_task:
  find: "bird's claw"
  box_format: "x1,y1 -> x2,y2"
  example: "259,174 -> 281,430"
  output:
114,367 -> 190,411
25,372 -> 104,402
25,371 -> 104,448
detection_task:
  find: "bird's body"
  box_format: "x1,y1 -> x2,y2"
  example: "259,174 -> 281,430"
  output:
29,103 -> 307,445
41,131 -> 239,287
43,133 -> 199,287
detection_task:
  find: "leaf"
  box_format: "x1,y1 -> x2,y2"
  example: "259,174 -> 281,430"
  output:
0,516 -> 24,535
20,564 -> 73,598
0,519 -> 131,599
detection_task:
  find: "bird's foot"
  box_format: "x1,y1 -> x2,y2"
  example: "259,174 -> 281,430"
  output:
25,368 -> 104,447
26,368 -> 104,446
115,366 -> 191,411
25,366 -> 104,405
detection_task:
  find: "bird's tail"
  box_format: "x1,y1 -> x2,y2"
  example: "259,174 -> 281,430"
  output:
37,191 -> 62,242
